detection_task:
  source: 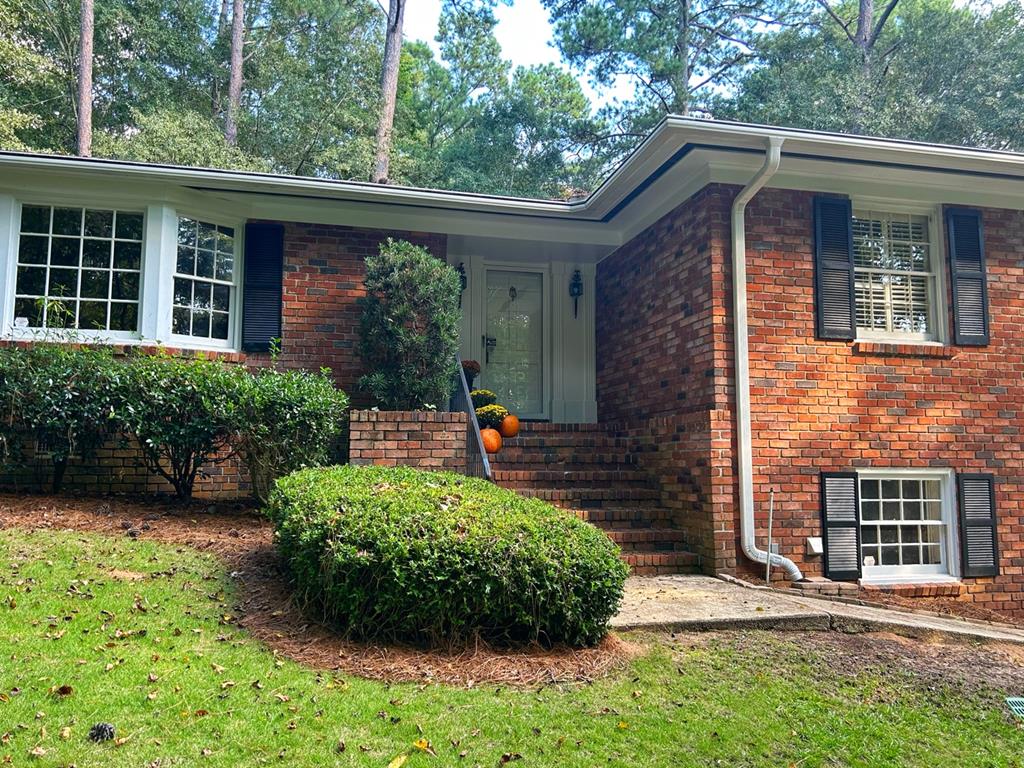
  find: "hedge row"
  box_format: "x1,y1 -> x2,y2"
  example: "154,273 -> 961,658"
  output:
0,344 -> 349,501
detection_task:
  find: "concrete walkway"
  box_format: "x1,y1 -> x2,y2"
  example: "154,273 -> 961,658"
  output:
612,575 -> 1024,645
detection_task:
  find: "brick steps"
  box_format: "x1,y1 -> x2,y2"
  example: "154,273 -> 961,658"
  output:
491,423 -> 700,575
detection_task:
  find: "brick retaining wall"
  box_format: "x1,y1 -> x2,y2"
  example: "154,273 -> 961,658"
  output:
348,410 -> 469,473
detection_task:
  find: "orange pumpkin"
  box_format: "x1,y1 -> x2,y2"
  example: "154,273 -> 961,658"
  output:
498,414 -> 520,438
481,428 -> 502,454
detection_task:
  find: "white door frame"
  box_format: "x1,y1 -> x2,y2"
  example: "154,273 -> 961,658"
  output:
471,260 -> 552,421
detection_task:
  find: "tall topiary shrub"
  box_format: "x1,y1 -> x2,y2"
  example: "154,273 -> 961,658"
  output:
232,364 -> 349,504
358,239 -> 461,409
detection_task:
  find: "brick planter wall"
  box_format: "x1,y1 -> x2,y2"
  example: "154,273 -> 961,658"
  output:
348,410 -> 469,473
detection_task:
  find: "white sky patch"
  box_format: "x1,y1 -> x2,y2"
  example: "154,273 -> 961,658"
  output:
401,0 -> 635,108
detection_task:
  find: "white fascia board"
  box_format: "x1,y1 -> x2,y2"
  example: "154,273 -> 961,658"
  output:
707,154 -> 1024,210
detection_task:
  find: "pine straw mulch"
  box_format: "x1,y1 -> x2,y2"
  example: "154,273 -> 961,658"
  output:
0,492 -> 638,687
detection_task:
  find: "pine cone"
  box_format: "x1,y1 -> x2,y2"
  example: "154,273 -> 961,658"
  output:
88,723 -> 116,742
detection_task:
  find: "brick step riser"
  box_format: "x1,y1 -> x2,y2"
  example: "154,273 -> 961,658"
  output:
493,470 -> 652,483
491,454 -> 639,467
500,440 -> 634,452
498,480 -> 658,492
622,551 -> 700,573
568,508 -> 676,525
516,491 -> 661,505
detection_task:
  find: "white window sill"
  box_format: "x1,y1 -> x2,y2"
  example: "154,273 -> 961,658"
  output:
859,574 -> 960,586
2,331 -> 241,355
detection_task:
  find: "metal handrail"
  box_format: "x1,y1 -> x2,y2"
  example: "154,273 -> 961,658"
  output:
448,357 -> 492,481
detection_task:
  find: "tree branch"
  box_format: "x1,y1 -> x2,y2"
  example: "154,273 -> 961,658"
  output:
814,0 -> 856,44
870,0 -> 901,47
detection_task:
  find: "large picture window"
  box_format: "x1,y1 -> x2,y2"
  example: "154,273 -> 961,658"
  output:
173,218 -> 236,342
852,210 -> 937,341
14,205 -> 144,332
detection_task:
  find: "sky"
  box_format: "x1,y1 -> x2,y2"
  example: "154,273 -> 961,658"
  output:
402,0 -> 635,107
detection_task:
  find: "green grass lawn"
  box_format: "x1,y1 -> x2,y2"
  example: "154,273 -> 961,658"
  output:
1,527 -> 1021,767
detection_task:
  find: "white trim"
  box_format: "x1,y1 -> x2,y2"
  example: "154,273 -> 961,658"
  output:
856,468 -> 960,582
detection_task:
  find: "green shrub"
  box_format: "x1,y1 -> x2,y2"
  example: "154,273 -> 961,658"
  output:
114,353 -> 238,500
475,403 -> 508,429
0,344 -> 121,490
267,465 -> 629,646
231,366 -> 349,504
358,239 -> 462,410
469,389 -> 496,409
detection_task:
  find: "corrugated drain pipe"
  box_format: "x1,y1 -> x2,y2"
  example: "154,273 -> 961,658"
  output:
731,136 -> 804,581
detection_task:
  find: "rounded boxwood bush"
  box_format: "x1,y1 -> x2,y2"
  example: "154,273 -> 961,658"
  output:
267,465 -> 629,646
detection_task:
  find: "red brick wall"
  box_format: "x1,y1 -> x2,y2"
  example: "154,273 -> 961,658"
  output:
596,186 -> 726,422
266,222 -> 447,407
598,181 -> 1024,615
730,185 -> 1024,615
349,410 -> 468,472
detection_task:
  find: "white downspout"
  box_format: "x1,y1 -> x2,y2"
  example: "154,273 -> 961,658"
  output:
731,136 -> 804,581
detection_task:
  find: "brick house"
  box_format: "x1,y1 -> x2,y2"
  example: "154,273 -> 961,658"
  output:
1,118 -> 1021,612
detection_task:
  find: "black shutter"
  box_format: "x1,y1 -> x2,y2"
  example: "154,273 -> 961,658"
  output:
957,474 -> 999,577
946,208 -> 989,345
813,196 -> 856,340
820,472 -> 862,580
242,222 -> 284,353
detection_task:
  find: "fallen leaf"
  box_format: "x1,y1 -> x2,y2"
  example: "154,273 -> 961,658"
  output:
387,755 -> 408,768
499,753 -> 522,763
28,746 -> 45,758
335,739 -> 346,754
59,727 -> 71,740
617,721 -> 629,730
413,737 -> 436,756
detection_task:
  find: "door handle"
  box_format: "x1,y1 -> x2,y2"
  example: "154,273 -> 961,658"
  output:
482,335 -> 496,364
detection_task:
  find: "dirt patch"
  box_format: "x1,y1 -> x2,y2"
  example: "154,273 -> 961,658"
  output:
854,590 -> 1016,625
106,568 -> 148,581
0,492 -> 635,687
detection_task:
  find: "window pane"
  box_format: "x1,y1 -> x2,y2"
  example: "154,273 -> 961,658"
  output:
79,301 -> 107,330
880,526 -> 898,544
903,501 -> 921,520
212,284 -> 230,312
215,252 -> 234,281
178,218 -> 196,246
111,272 -> 139,301
861,480 -> 879,500
109,302 -> 138,332
19,235 -> 48,264
83,239 -> 111,268
880,546 -> 900,565
116,212 -> 144,240
45,299 -> 75,328
172,306 -> 190,335
84,210 -> 113,238
211,312 -> 229,340
216,228 -> 234,255
903,546 -> 920,565
902,526 -> 920,544
173,278 -> 192,306
922,545 -> 941,565
925,501 -> 942,521
21,205 -> 50,234
861,501 -> 879,521
80,270 -> 109,299
192,310 -> 211,338
881,479 -> 900,499
16,266 -> 46,296
52,208 -> 82,236
48,268 -> 78,297
882,501 -> 900,520
196,249 -> 214,279
923,480 -> 941,500
177,245 -> 195,275
199,222 -> 216,251
51,237 -> 80,267
14,297 -> 43,327
862,526 -> 878,544
114,241 -> 141,270
902,480 -> 920,499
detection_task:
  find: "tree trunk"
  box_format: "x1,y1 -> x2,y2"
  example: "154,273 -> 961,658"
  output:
225,0 -> 245,146
855,0 -> 874,55
371,0 -> 406,184
76,0 -> 94,157
675,0 -> 691,116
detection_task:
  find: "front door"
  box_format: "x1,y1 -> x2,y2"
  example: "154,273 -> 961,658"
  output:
482,269 -> 545,418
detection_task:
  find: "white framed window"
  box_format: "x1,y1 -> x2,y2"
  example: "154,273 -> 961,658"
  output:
857,469 -> 958,582
14,205 -> 144,335
852,208 -> 943,342
171,217 -> 237,345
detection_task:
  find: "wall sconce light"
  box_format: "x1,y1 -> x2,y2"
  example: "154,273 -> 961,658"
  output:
456,262 -> 467,307
569,269 -> 583,319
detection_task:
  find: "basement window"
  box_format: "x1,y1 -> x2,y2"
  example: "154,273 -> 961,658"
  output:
852,209 -> 941,342
858,470 -> 956,580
